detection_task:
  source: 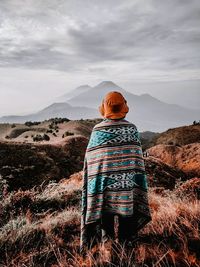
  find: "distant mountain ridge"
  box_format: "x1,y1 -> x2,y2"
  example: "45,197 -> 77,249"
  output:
55,85 -> 92,102
63,81 -> 199,131
0,81 -> 199,132
0,103 -> 98,124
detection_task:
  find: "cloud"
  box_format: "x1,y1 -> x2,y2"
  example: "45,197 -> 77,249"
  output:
0,0 -> 199,77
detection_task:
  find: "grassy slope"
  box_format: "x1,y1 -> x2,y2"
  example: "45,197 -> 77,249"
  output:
0,119 -> 200,266
0,172 -> 200,267
154,124 -> 200,146
0,118 -> 101,143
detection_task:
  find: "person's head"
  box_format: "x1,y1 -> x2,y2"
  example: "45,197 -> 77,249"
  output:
99,91 -> 129,119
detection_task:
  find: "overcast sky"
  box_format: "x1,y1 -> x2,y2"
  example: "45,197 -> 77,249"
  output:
0,0 -> 200,116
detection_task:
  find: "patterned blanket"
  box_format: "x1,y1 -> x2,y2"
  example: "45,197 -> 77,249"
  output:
80,118 -> 152,252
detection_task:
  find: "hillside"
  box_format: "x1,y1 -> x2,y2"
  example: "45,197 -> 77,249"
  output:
0,135 -> 88,191
146,123 -> 200,177
148,143 -> 200,177
0,118 -> 101,143
0,171 -> 200,266
0,118 -> 200,266
152,124 -> 200,146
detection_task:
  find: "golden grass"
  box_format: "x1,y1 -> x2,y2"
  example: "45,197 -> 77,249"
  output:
0,181 -> 200,266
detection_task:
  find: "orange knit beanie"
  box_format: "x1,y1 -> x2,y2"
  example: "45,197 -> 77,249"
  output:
99,91 -> 129,119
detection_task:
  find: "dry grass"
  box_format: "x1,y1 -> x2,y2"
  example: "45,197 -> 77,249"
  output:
148,143 -> 200,177
0,178 -> 200,267
155,124 -> 200,146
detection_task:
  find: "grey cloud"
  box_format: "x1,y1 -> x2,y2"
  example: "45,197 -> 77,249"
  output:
67,0 -> 200,71
0,0 -> 199,74
88,67 -> 107,73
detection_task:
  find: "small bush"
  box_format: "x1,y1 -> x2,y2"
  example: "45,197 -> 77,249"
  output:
33,134 -> 43,142
32,134 -> 50,142
43,134 -> 50,141
63,131 -> 74,137
48,118 -> 70,131
168,141 -> 174,145
50,117 -> 70,124
25,121 -> 40,127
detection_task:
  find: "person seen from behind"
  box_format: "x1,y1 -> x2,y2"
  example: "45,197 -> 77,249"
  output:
80,90 -> 152,255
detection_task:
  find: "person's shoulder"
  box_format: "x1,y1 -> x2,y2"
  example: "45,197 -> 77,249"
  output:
93,120 -> 103,129
124,119 -> 138,129
93,119 -> 138,129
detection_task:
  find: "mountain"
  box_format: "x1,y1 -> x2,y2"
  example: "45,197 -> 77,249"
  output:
67,81 -> 127,107
55,85 -> 92,102
0,81 -> 199,132
65,81 -> 200,131
0,103 -> 98,123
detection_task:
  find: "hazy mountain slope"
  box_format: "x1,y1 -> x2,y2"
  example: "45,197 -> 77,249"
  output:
126,80 -> 200,110
67,81 -> 127,107
55,85 -> 92,102
0,103 -> 98,124
66,81 -> 199,131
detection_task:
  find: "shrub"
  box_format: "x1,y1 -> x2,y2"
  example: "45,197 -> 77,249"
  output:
43,134 -> 50,141
168,141 -> 174,145
48,118 -> 70,130
51,117 -> 70,124
25,121 -> 40,127
32,134 -> 50,142
33,134 -> 43,142
63,131 -> 74,137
